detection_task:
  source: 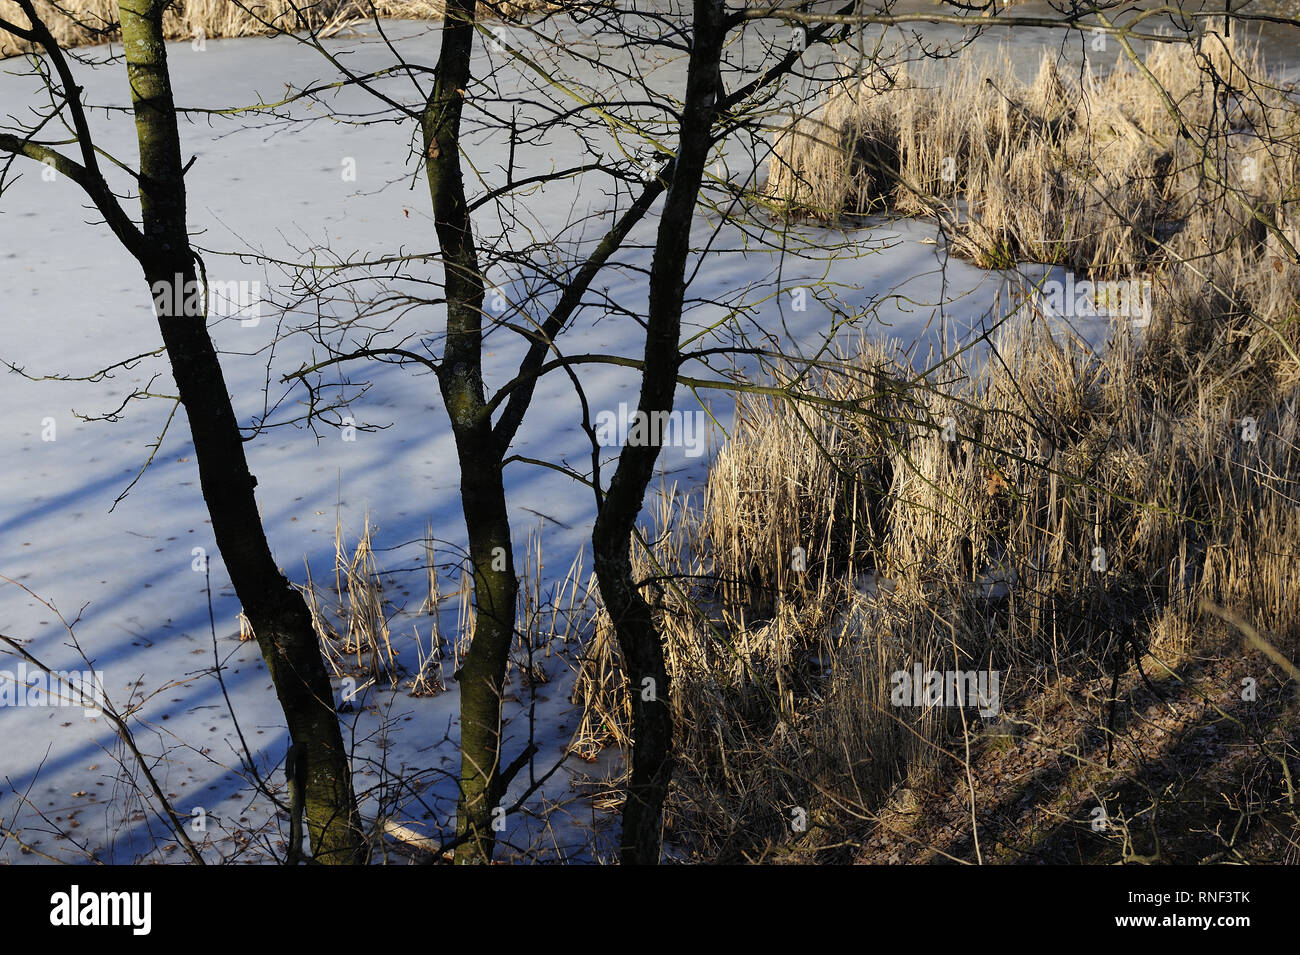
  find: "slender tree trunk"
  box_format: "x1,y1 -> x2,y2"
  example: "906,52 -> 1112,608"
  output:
591,0 -> 726,865
422,0 -> 519,864
443,427 -> 516,864
118,0 -> 366,864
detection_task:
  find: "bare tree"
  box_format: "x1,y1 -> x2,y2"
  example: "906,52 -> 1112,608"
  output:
9,0 -> 1294,867
252,0 -> 888,863
0,0 -> 366,863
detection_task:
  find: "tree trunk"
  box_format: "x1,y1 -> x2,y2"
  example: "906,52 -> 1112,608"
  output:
421,0 -> 519,864
591,0 -> 726,865
118,0 -> 366,864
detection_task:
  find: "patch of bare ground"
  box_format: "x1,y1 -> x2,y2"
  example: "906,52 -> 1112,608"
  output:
856,629 -> 1300,864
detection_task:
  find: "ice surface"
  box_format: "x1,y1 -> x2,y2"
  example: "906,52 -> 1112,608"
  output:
0,17 -> 1169,862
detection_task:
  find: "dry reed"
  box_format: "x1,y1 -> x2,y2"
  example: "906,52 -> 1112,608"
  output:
578,32 -> 1300,853
766,30 -> 1299,276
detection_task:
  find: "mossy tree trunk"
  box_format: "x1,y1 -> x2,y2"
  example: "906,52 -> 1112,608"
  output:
117,0 -> 366,864
421,0 -> 519,864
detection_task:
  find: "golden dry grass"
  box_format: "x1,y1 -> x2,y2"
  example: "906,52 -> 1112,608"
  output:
0,0 -> 549,57
576,271 -> 1300,857
575,32 -> 1300,855
766,30 -> 1299,276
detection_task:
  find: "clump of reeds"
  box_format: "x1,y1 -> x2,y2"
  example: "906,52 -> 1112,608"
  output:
301,512 -> 401,686
574,246 -> 1300,857
297,511 -> 598,704
766,28 -> 1298,277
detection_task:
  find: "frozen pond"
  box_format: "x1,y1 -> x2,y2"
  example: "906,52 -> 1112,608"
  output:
0,9 -> 1284,861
